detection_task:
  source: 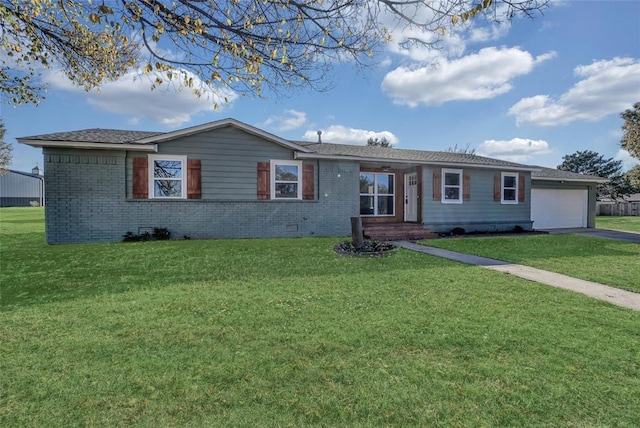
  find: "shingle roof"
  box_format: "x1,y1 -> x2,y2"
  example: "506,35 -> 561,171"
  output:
18,125 -> 607,183
19,128 -> 162,144
531,166 -> 607,182
298,142 -> 536,169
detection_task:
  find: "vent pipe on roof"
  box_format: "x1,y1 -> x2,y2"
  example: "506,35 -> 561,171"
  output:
317,130 -> 322,143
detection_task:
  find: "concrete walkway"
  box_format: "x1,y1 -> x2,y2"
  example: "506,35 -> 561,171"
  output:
396,241 -> 640,311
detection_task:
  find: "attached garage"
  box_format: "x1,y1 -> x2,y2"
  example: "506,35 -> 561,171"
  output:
531,188 -> 588,229
531,168 -> 607,230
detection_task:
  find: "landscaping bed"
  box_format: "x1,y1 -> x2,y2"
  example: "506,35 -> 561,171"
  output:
333,239 -> 397,256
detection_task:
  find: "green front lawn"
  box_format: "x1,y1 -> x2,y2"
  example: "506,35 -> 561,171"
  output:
425,234 -> 640,293
597,215 -> 640,232
2,208 -> 639,426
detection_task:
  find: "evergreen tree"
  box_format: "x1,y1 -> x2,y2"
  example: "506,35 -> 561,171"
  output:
558,150 -> 633,200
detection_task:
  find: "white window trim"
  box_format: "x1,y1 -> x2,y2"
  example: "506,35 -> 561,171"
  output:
360,172 -> 395,217
148,154 -> 187,199
442,168 -> 463,204
270,159 -> 302,200
501,172 -> 519,205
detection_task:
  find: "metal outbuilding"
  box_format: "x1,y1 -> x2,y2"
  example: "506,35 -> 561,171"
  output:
0,167 -> 45,207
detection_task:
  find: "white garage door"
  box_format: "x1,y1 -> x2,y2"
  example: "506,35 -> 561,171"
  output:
531,188 -> 588,229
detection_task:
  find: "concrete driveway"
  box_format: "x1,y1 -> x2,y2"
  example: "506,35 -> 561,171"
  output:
541,228 -> 640,243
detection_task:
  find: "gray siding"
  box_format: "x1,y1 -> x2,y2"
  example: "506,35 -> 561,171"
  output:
422,166 -> 533,233
41,125 -> 554,243
126,127 -> 298,200
43,139 -> 359,243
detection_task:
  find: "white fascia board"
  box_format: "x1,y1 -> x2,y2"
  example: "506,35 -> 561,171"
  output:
295,152 -> 540,172
133,117 -> 313,153
532,176 -> 609,183
18,139 -> 158,152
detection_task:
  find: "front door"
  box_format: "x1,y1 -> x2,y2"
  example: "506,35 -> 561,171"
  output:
404,172 -> 418,222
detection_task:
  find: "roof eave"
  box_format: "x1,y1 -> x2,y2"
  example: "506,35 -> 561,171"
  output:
7,170 -> 44,179
295,152 -> 540,172
17,139 -> 159,152
532,176 -> 609,183
133,118 -> 314,153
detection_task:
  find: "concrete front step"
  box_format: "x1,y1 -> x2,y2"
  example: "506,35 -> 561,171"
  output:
363,223 -> 438,241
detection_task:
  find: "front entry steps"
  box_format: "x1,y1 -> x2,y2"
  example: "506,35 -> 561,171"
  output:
363,223 -> 438,241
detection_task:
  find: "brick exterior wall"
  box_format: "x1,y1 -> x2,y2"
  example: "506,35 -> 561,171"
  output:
44,151 -> 126,243
43,148 -> 359,244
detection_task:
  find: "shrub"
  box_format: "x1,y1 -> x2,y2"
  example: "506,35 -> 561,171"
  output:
122,228 -> 170,242
450,227 -> 465,236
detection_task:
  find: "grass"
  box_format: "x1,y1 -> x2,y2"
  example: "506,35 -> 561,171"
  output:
1,207 -> 640,426
424,234 -> 640,293
597,215 -> 640,232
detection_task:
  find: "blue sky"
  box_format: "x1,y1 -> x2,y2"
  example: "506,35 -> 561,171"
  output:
3,0 -> 640,173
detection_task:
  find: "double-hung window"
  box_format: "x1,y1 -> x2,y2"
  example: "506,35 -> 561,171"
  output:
149,155 -> 187,199
360,172 -> 395,216
501,172 -> 518,204
442,169 -> 463,204
271,160 -> 302,199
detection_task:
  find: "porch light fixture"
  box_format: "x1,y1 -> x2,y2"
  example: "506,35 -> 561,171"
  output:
380,166 -> 391,171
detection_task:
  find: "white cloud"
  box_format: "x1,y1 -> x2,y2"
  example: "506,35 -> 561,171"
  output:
614,149 -> 640,172
47,68 -> 237,127
476,138 -> 552,162
381,1 -> 512,63
508,57 -> 640,127
262,110 -> 308,131
467,20 -> 511,44
386,26 -> 467,64
382,47 -> 554,107
380,3 -> 463,63
301,125 -> 399,146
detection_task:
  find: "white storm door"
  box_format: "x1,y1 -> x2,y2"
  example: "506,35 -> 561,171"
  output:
404,173 -> 418,222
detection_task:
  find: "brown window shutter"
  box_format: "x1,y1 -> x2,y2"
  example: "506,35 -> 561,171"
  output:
187,159 -> 201,199
463,173 -> 471,201
302,164 -> 314,200
493,174 -> 501,201
133,157 -> 148,199
518,174 -> 525,202
432,169 -> 441,200
257,162 -> 270,200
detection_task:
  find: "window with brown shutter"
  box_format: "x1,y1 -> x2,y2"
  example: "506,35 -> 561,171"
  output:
259,160 -> 311,200
441,168 -> 464,203
134,155 -> 198,199
498,172 -> 519,204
